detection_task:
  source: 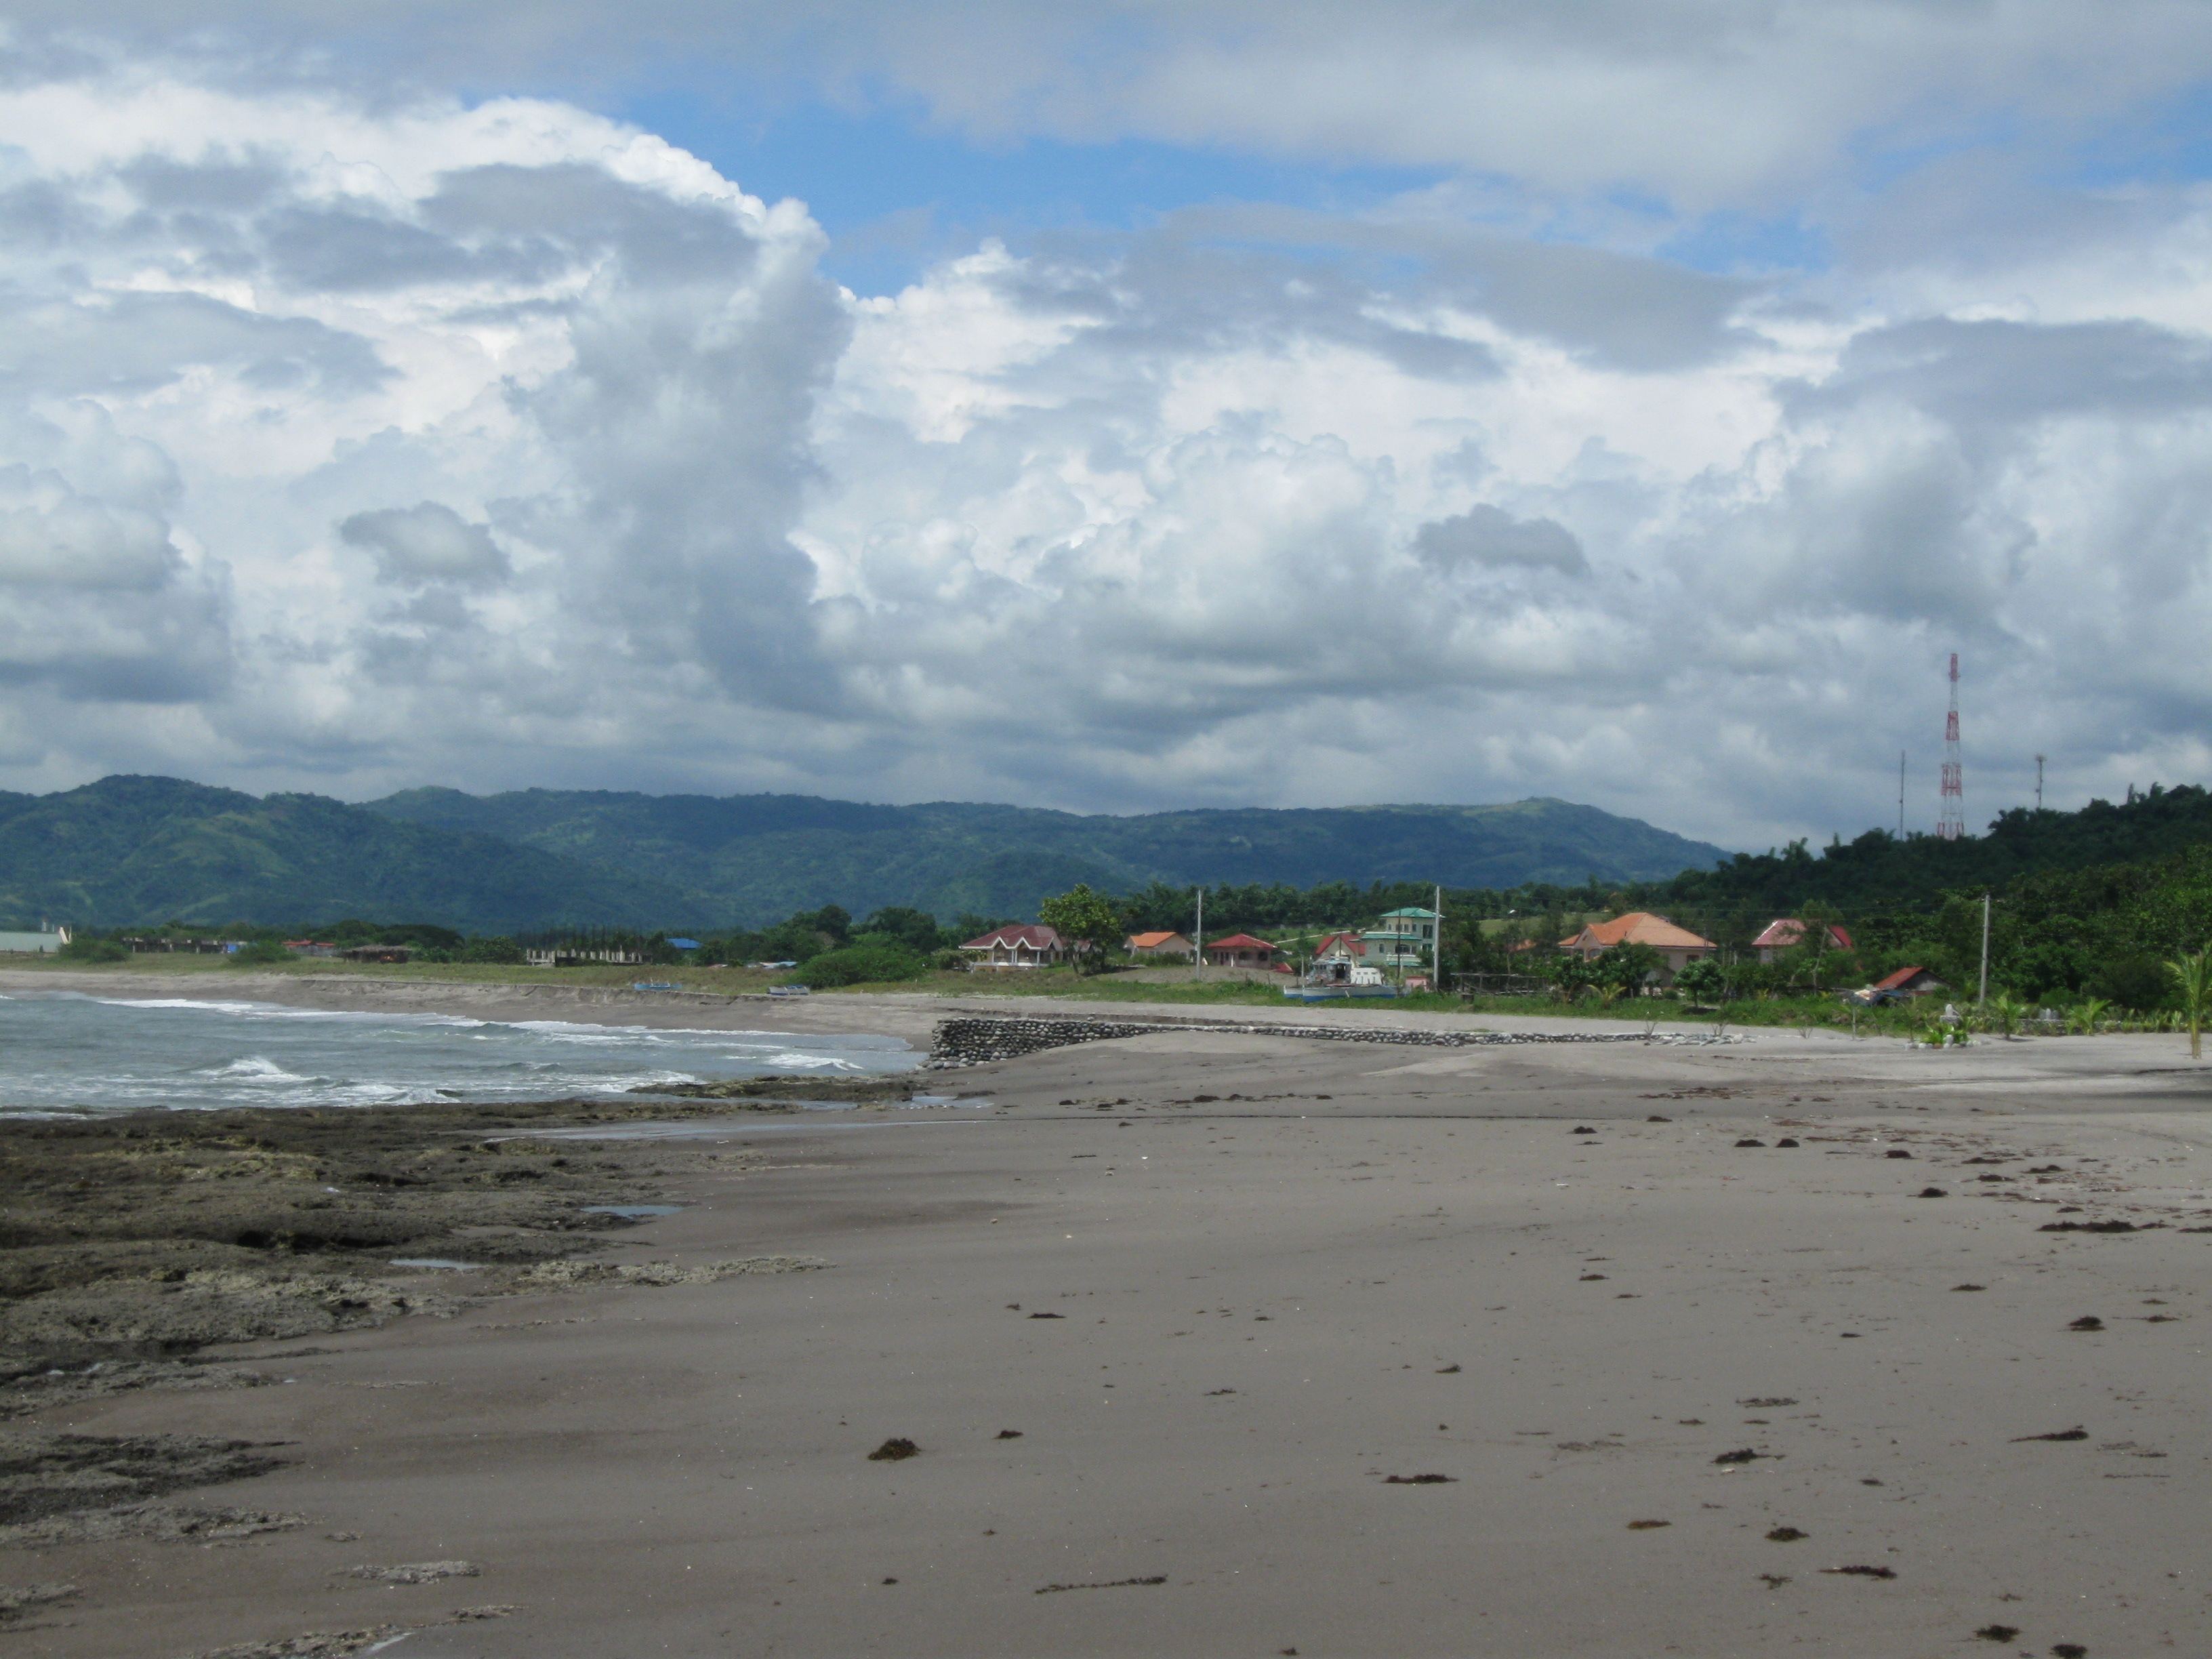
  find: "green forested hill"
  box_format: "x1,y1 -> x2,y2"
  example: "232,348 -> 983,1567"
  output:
1636,785 -> 2212,917
363,788 -> 1734,925
0,776 -> 698,933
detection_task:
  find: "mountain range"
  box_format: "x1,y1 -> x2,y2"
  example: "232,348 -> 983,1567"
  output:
0,776 -> 1734,933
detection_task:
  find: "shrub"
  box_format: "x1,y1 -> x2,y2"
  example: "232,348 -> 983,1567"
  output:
57,935 -> 129,963
458,936 -> 525,964
1674,958 -> 1724,1006
2092,955 -> 2173,1011
792,944 -> 928,988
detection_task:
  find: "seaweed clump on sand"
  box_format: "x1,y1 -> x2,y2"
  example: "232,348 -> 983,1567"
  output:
632,1074 -> 924,1104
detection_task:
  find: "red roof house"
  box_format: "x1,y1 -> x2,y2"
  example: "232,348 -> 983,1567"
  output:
1204,933 -> 1279,968
1751,918 -> 1854,964
1870,965 -> 1944,997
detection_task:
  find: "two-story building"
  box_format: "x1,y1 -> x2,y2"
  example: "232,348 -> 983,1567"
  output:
1361,907 -> 1439,970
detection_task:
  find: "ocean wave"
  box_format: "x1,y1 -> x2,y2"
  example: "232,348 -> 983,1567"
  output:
90,996 -> 483,1029
201,1057 -> 315,1082
2,994 -> 918,1115
501,1017 -> 908,1050
99,997 -> 271,1015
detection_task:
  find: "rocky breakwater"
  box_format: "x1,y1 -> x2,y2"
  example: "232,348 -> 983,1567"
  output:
928,1014 -> 1736,1067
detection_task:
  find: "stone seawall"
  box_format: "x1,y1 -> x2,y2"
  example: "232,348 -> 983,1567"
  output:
928,1015 -> 1732,1067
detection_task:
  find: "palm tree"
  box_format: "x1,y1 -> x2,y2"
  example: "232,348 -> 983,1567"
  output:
2072,997 -> 2110,1036
2165,951 -> 2212,1060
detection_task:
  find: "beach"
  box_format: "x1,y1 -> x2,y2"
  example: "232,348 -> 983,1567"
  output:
3,971 -> 2209,1657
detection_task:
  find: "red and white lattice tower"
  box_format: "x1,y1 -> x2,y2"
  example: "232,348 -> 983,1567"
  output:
1938,652 -> 1965,840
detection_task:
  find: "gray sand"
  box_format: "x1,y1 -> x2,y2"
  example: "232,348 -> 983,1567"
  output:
3,976 -> 2208,1656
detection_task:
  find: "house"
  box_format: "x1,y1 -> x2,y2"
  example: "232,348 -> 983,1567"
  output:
961,924 -> 1069,969
285,940 -> 341,958
1126,930 -> 1193,960
1311,931 -> 1366,962
1752,918 -> 1854,964
524,945 -> 647,967
1557,912 -> 1716,980
339,944 -> 411,964
1362,907 -> 1439,969
1204,933 -> 1279,968
0,928 -> 70,954
1868,965 -> 1944,1000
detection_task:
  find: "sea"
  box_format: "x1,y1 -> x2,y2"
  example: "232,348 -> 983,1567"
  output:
0,991 -> 917,1117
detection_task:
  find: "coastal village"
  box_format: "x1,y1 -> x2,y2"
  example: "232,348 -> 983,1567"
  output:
956,908 -> 1942,1004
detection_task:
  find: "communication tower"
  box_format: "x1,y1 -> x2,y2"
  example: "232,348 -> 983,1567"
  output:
1938,653 -> 1965,840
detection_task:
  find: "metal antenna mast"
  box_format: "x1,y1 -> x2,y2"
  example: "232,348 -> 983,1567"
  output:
1938,653 -> 1965,841
1898,752 -> 1906,838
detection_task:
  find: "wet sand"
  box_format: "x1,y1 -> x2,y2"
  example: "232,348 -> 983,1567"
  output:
4,979 -> 2211,1656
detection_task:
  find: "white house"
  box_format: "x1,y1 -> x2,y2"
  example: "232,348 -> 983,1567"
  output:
960,924 -> 1069,969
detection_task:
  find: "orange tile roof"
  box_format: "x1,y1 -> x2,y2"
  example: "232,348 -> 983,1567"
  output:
1558,912 -> 1715,951
1127,931 -> 1184,948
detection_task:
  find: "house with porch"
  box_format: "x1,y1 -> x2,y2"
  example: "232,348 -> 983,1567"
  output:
1204,933 -> 1279,968
961,924 -> 1069,969
1126,930 -> 1193,961
1557,912 -> 1716,981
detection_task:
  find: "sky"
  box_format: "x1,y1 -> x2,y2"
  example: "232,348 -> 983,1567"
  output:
5,4 -> 2212,852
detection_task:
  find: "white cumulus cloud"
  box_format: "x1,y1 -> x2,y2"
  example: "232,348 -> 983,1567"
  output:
0,52 -> 2209,851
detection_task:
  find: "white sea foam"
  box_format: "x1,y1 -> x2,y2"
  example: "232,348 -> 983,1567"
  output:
201,1057 -> 314,1082
99,997 -> 271,1015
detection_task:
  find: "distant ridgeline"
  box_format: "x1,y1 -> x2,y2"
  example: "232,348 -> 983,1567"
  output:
361,786 -> 1731,926
0,775 -> 1727,933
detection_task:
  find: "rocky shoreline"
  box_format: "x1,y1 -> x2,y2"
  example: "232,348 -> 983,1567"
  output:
0,1088 -> 893,1385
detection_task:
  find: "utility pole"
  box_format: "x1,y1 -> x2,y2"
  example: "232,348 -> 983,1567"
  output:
1433,882 -> 1444,994
1193,887 -> 1204,980
1898,752 -> 1906,838
2035,754 -> 2045,811
1939,653 -> 1965,840
1978,893 -> 1991,1006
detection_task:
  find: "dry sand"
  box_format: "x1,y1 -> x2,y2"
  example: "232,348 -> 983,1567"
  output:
3,972 -> 2210,1657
